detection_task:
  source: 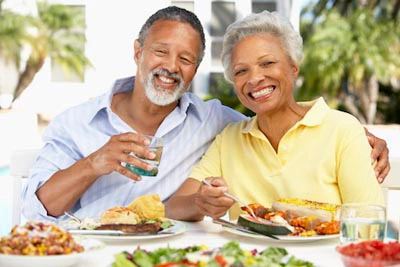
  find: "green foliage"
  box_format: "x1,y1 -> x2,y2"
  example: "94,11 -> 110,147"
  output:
205,73 -> 255,117
36,2 -> 90,80
377,84 -> 400,123
299,9 -> 400,97
298,1 -> 400,123
0,9 -> 33,65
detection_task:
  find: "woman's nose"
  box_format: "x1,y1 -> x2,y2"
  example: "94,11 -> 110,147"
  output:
247,71 -> 264,87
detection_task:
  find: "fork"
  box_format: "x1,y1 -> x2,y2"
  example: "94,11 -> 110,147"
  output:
201,179 -> 258,220
64,211 -> 82,224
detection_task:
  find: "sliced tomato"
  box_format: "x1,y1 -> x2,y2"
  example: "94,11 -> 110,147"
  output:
214,255 -> 227,266
155,263 -> 177,267
155,261 -> 198,267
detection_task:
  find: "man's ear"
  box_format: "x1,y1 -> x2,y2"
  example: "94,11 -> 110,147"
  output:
134,40 -> 142,64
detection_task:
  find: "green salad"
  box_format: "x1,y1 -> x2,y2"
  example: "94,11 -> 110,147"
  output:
112,241 -> 315,267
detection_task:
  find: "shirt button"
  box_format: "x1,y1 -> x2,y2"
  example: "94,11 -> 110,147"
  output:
281,145 -> 288,151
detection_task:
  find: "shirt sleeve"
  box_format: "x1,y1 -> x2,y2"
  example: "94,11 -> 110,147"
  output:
189,133 -> 224,182
21,117 -> 82,221
336,120 -> 384,205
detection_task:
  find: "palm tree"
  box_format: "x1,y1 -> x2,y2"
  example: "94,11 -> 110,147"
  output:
0,1 -> 91,107
0,1 -> 31,64
298,0 -> 400,124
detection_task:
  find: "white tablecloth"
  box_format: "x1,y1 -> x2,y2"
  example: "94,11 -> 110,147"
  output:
77,220 -> 344,267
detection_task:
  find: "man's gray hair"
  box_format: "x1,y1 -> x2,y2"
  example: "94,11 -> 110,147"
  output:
221,10 -> 303,82
138,6 -> 206,65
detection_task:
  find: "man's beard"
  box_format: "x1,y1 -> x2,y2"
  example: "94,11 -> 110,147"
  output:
142,68 -> 189,106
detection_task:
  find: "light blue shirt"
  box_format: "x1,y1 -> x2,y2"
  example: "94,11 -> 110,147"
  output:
22,76 -> 246,221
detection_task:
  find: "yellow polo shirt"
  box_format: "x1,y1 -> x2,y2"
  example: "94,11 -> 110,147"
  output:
190,97 -> 383,220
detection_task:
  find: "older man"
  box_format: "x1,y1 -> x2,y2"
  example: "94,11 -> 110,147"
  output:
22,6 -> 389,221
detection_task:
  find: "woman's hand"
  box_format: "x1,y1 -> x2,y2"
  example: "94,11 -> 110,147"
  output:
193,177 -> 235,219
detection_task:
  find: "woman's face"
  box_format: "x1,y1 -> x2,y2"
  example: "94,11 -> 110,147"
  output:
231,34 -> 299,115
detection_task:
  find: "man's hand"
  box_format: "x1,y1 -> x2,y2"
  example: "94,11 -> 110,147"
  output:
86,132 -> 156,181
193,177 -> 235,219
365,129 -> 390,183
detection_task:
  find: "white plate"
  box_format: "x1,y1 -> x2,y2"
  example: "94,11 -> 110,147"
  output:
222,226 -> 339,243
0,238 -> 104,267
70,220 -> 186,241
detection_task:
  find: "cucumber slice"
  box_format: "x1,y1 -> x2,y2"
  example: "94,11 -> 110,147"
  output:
237,215 -> 293,235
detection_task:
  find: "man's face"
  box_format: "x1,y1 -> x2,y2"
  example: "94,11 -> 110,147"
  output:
135,20 -> 201,106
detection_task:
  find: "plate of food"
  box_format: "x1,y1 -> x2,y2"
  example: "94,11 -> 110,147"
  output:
112,240 -> 317,266
222,225 -> 339,242
0,221 -> 104,267
69,220 -> 186,241
65,194 -> 186,241
219,198 -> 341,243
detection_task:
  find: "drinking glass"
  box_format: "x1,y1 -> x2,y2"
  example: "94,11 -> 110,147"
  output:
125,135 -> 163,176
340,203 -> 386,244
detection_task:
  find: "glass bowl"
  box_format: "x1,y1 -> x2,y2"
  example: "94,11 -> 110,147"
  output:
336,240 -> 400,267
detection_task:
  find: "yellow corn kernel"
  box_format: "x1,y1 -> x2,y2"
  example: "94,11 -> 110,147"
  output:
244,250 -> 252,257
299,230 -> 317,237
200,244 -> 208,251
246,257 -> 256,264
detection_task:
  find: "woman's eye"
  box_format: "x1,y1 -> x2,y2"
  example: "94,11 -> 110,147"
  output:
261,61 -> 273,67
234,69 -> 246,76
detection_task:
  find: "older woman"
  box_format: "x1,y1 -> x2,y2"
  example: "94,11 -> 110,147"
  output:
166,11 -> 384,221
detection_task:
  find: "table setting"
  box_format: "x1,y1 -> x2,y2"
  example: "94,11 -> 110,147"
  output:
0,193 -> 399,267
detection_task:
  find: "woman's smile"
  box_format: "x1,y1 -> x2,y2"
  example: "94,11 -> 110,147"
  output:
249,86 -> 276,100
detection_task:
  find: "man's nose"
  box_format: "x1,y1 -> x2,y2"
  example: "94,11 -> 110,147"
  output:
163,56 -> 179,74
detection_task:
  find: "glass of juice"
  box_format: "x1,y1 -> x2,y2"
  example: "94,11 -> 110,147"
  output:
125,135 -> 163,177
340,203 -> 386,244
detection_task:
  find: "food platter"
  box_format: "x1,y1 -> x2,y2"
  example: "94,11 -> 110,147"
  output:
0,238 -> 103,267
69,220 -> 186,241
222,225 -> 339,243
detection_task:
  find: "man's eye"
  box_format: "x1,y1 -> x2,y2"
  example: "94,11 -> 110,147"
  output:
155,50 -> 167,55
181,57 -> 193,65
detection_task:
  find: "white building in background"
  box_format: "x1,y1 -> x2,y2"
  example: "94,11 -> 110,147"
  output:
11,0 -> 301,119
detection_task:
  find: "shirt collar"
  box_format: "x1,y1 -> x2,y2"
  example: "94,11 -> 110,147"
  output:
241,97 -> 329,135
179,92 -> 203,121
297,97 -> 330,127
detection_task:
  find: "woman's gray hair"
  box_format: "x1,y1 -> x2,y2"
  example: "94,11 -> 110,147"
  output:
221,10 -> 303,82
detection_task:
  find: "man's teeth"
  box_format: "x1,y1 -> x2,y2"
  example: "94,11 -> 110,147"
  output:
158,75 -> 175,84
251,87 -> 274,98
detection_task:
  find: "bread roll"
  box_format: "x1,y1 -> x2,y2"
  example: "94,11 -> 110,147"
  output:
127,194 -> 165,220
100,206 -> 140,225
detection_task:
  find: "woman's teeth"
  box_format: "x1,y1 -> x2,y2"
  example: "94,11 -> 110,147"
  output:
251,87 -> 274,98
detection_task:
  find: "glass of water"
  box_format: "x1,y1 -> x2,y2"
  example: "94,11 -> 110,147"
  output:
125,135 -> 163,177
340,203 -> 386,244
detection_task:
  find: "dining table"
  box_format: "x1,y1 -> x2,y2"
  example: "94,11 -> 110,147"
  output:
75,219 -> 344,267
